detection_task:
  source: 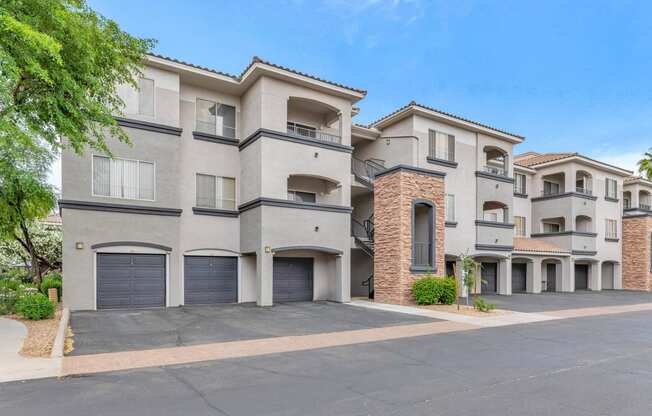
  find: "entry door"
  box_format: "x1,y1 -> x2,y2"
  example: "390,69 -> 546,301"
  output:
546,264 -> 556,292
602,263 -> 614,290
481,263 -> 497,294
512,263 -> 527,293
575,264 -> 589,290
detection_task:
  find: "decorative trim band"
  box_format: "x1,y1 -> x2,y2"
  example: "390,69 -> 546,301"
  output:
623,213 -> 652,218
475,220 -> 515,229
192,131 -> 239,146
426,157 -> 458,168
58,200 -> 182,216
475,244 -> 514,252
445,221 -> 458,228
239,128 -> 353,153
91,241 -> 172,251
410,266 -> 438,274
238,197 -> 353,214
475,171 -> 514,184
572,250 -> 598,256
115,117 -> 182,136
375,164 -> 446,180
192,207 -> 239,217
272,245 -> 343,255
604,238 -> 620,242
531,231 -> 597,237
514,192 -> 529,199
604,197 -> 619,203
531,192 -> 598,202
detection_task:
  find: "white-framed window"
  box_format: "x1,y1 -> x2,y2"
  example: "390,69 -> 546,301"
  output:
514,173 -> 526,195
287,190 -> 316,203
445,194 -> 455,222
196,174 -> 236,210
605,219 -> 618,239
196,98 -> 236,138
138,77 -> 155,117
92,155 -> 155,201
605,178 -> 618,199
428,130 -> 455,162
514,216 -> 526,237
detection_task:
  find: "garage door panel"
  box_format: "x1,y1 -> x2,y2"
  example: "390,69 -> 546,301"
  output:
575,265 -> 589,290
97,253 -> 166,309
512,263 -> 527,293
273,258 -> 313,302
184,256 -> 238,305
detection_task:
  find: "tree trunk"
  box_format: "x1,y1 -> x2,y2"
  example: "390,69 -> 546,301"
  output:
19,222 -> 42,285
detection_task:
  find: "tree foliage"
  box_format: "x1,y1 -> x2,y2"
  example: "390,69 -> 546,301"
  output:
0,0 -> 155,155
638,148 -> 652,180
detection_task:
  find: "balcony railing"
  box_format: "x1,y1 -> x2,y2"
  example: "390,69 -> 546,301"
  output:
575,187 -> 593,195
287,124 -> 341,144
483,165 -> 507,177
641,203 -> 652,210
351,157 -> 385,183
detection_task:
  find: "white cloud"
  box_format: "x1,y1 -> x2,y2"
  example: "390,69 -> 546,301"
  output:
588,150 -> 642,174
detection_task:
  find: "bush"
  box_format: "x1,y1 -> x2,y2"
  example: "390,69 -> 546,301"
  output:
473,297 -> 496,313
0,278 -> 21,291
0,287 -> 18,315
44,271 -> 62,281
40,276 -> 62,301
412,277 -> 457,305
0,268 -> 30,283
15,293 -> 54,320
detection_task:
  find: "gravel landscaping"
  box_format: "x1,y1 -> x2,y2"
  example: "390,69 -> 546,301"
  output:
8,307 -> 63,357
417,303 -> 511,317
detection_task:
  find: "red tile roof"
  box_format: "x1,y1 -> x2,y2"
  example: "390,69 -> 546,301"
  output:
513,238 -> 569,254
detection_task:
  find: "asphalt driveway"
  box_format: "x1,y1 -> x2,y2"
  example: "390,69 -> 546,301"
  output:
481,290 -> 652,313
69,301 -> 437,355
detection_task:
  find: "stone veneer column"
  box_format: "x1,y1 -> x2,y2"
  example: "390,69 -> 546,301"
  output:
622,216 -> 652,291
373,167 -> 445,305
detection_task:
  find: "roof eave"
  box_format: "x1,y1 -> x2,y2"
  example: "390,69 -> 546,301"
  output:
530,155 -> 633,176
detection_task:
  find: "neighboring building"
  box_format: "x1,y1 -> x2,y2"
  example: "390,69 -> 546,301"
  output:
622,176 -> 652,290
60,54 -> 642,311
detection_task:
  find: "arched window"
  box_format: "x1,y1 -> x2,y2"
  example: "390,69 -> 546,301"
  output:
412,200 -> 435,271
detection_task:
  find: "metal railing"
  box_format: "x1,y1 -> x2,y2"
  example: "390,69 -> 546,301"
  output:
641,203 -> 652,210
351,157 -> 385,183
412,242 -> 433,267
287,124 -> 341,144
361,275 -> 374,299
575,187 -> 593,195
542,189 -> 563,196
483,165 -> 507,177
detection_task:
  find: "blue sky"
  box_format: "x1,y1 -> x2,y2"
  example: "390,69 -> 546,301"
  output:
50,0 -> 652,186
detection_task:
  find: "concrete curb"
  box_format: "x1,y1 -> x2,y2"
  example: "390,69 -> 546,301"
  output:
51,308 -> 69,359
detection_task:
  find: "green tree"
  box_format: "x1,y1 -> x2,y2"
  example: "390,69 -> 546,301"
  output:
0,141 -> 56,284
0,0 -> 154,155
459,253 -> 480,306
638,148 -> 652,180
0,222 -> 62,274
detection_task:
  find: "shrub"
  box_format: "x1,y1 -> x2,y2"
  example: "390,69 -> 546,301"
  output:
0,278 -> 20,291
15,293 -> 54,320
0,287 -> 18,315
0,268 -> 30,283
473,297 -> 496,313
412,277 -> 457,305
40,276 -> 62,301
43,271 -> 62,281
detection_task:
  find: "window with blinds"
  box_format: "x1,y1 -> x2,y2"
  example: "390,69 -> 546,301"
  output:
605,178 -> 618,199
445,194 -> 455,222
138,78 -> 154,116
514,173 -> 527,195
428,130 -> 455,162
196,174 -> 236,210
196,98 -> 236,138
605,219 -> 618,239
92,156 -> 155,200
514,216 -> 526,237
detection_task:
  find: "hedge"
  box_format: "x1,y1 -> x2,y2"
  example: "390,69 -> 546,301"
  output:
412,277 -> 457,305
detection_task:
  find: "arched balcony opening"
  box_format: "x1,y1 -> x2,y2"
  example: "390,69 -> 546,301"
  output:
640,190 -> 651,210
483,146 -> 509,177
623,191 -> 632,209
286,97 -> 341,144
482,201 -> 509,223
542,172 -> 565,196
575,215 -> 593,233
541,217 -> 565,233
286,174 -> 342,205
575,170 -> 593,195
412,200 -> 435,271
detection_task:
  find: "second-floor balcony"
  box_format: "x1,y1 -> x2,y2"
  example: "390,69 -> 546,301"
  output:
287,122 -> 341,144
483,165 -> 508,177
575,186 -> 592,196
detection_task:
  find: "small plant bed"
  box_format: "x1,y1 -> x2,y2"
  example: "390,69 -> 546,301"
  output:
8,306 -> 63,357
417,303 -> 510,317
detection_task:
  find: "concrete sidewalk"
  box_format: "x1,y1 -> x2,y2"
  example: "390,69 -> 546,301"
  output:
0,318 -> 60,383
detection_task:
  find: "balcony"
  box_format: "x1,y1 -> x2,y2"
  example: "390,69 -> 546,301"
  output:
530,231 -> 597,255
575,186 -> 593,196
287,123 -> 341,144
475,220 -> 514,250
483,165 -> 508,177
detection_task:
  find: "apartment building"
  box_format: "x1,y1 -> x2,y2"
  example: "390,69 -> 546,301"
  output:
622,176 -> 652,290
60,55 -> 641,310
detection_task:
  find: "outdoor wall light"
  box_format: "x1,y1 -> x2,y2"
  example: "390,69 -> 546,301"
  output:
75,242 -> 84,250
314,226 -> 320,232
385,138 -> 391,145
314,152 -> 319,158
264,246 -> 272,253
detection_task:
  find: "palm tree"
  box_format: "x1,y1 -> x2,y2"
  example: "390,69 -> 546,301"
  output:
638,148 -> 652,180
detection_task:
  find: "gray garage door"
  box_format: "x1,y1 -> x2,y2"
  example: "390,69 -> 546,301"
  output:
481,262 -> 497,294
512,263 -> 527,293
575,264 -> 589,290
97,253 -> 165,309
184,256 -> 238,305
273,257 -> 313,302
